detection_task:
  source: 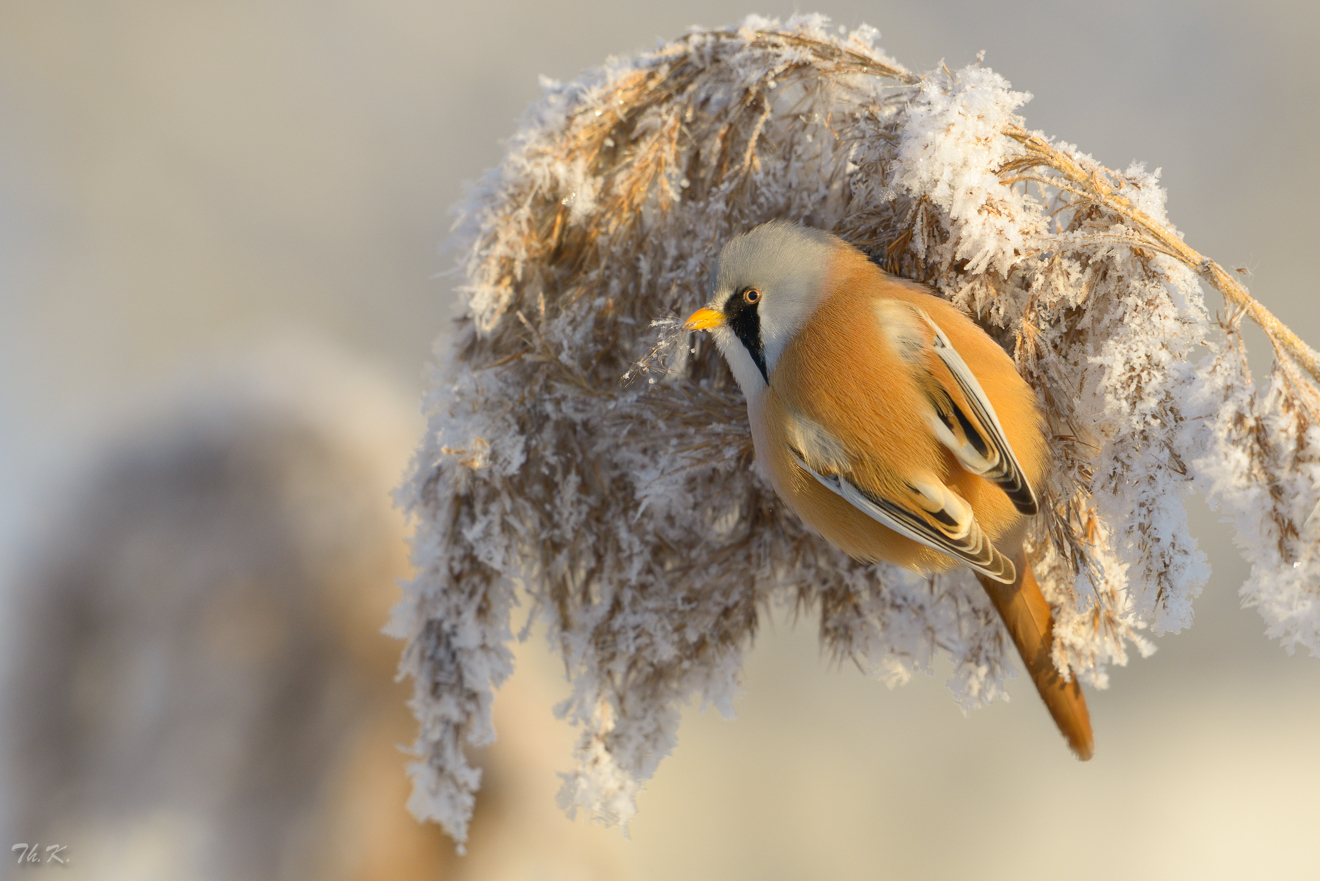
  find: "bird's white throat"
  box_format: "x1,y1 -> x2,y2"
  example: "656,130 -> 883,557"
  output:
712,325 -> 769,399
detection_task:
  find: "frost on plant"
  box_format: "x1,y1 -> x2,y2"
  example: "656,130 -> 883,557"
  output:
392,15 -> 1320,844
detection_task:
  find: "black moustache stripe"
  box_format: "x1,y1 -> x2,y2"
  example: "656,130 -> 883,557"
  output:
726,289 -> 767,383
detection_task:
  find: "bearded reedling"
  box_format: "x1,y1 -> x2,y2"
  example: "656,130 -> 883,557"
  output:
684,221 -> 1092,759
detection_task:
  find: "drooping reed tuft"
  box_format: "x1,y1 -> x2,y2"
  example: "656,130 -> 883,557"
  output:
392,16 -> 1320,845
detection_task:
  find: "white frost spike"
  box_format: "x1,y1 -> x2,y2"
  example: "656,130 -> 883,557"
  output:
1181,334 -> 1320,655
887,65 -> 1039,282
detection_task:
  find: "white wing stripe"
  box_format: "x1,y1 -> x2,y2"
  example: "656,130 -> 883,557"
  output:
913,309 -> 1038,515
790,450 -> 1016,584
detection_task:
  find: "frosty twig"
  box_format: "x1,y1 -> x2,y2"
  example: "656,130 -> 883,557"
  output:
1000,125 -> 1320,389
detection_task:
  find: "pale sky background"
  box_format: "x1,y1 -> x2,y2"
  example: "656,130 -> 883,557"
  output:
2,2 -> 1320,879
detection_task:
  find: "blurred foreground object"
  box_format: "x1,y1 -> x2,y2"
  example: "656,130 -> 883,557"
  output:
2,342 -> 627,879
393,15 -> 1320,845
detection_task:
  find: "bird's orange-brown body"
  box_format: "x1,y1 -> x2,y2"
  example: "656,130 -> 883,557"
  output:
755,246 -> 1046,572
687,221 -> 1093,759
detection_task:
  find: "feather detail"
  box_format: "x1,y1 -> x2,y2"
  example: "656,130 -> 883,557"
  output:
783,413 -> 1016,584
976,552 -> 1094,760
909,307 -> 1039,516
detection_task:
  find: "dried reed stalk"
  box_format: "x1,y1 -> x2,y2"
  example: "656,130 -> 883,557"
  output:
392,16 -> 1320,846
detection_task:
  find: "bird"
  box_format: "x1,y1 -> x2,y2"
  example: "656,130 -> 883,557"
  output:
683,220 -> 1093,760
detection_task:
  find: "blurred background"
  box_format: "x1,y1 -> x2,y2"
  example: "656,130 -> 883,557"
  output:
2,1 -> 1319,879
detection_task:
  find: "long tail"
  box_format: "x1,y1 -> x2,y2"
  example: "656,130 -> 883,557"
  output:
975,551 -> 1094,760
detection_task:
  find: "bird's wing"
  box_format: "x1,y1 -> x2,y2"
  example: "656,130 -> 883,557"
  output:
784,411 -> 1016,584
876,301 -> 1038,516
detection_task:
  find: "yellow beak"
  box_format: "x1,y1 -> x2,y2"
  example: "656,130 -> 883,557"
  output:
683,307 -> 726,331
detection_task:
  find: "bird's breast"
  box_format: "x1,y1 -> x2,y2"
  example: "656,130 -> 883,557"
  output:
749,379 -> 958,574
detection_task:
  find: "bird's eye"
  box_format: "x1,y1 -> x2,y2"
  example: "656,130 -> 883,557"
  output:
743,288 -> 761,304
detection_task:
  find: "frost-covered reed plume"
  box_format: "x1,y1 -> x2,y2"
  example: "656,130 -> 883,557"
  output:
393,16 -> 1320,845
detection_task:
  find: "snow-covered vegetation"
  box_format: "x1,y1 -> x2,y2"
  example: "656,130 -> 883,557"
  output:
391,16 -> 1320,845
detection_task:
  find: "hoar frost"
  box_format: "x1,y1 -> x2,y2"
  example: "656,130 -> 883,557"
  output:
392,14 -> 1320,845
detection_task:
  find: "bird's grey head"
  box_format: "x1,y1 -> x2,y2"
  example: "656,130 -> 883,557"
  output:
698,221 -> 840,396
